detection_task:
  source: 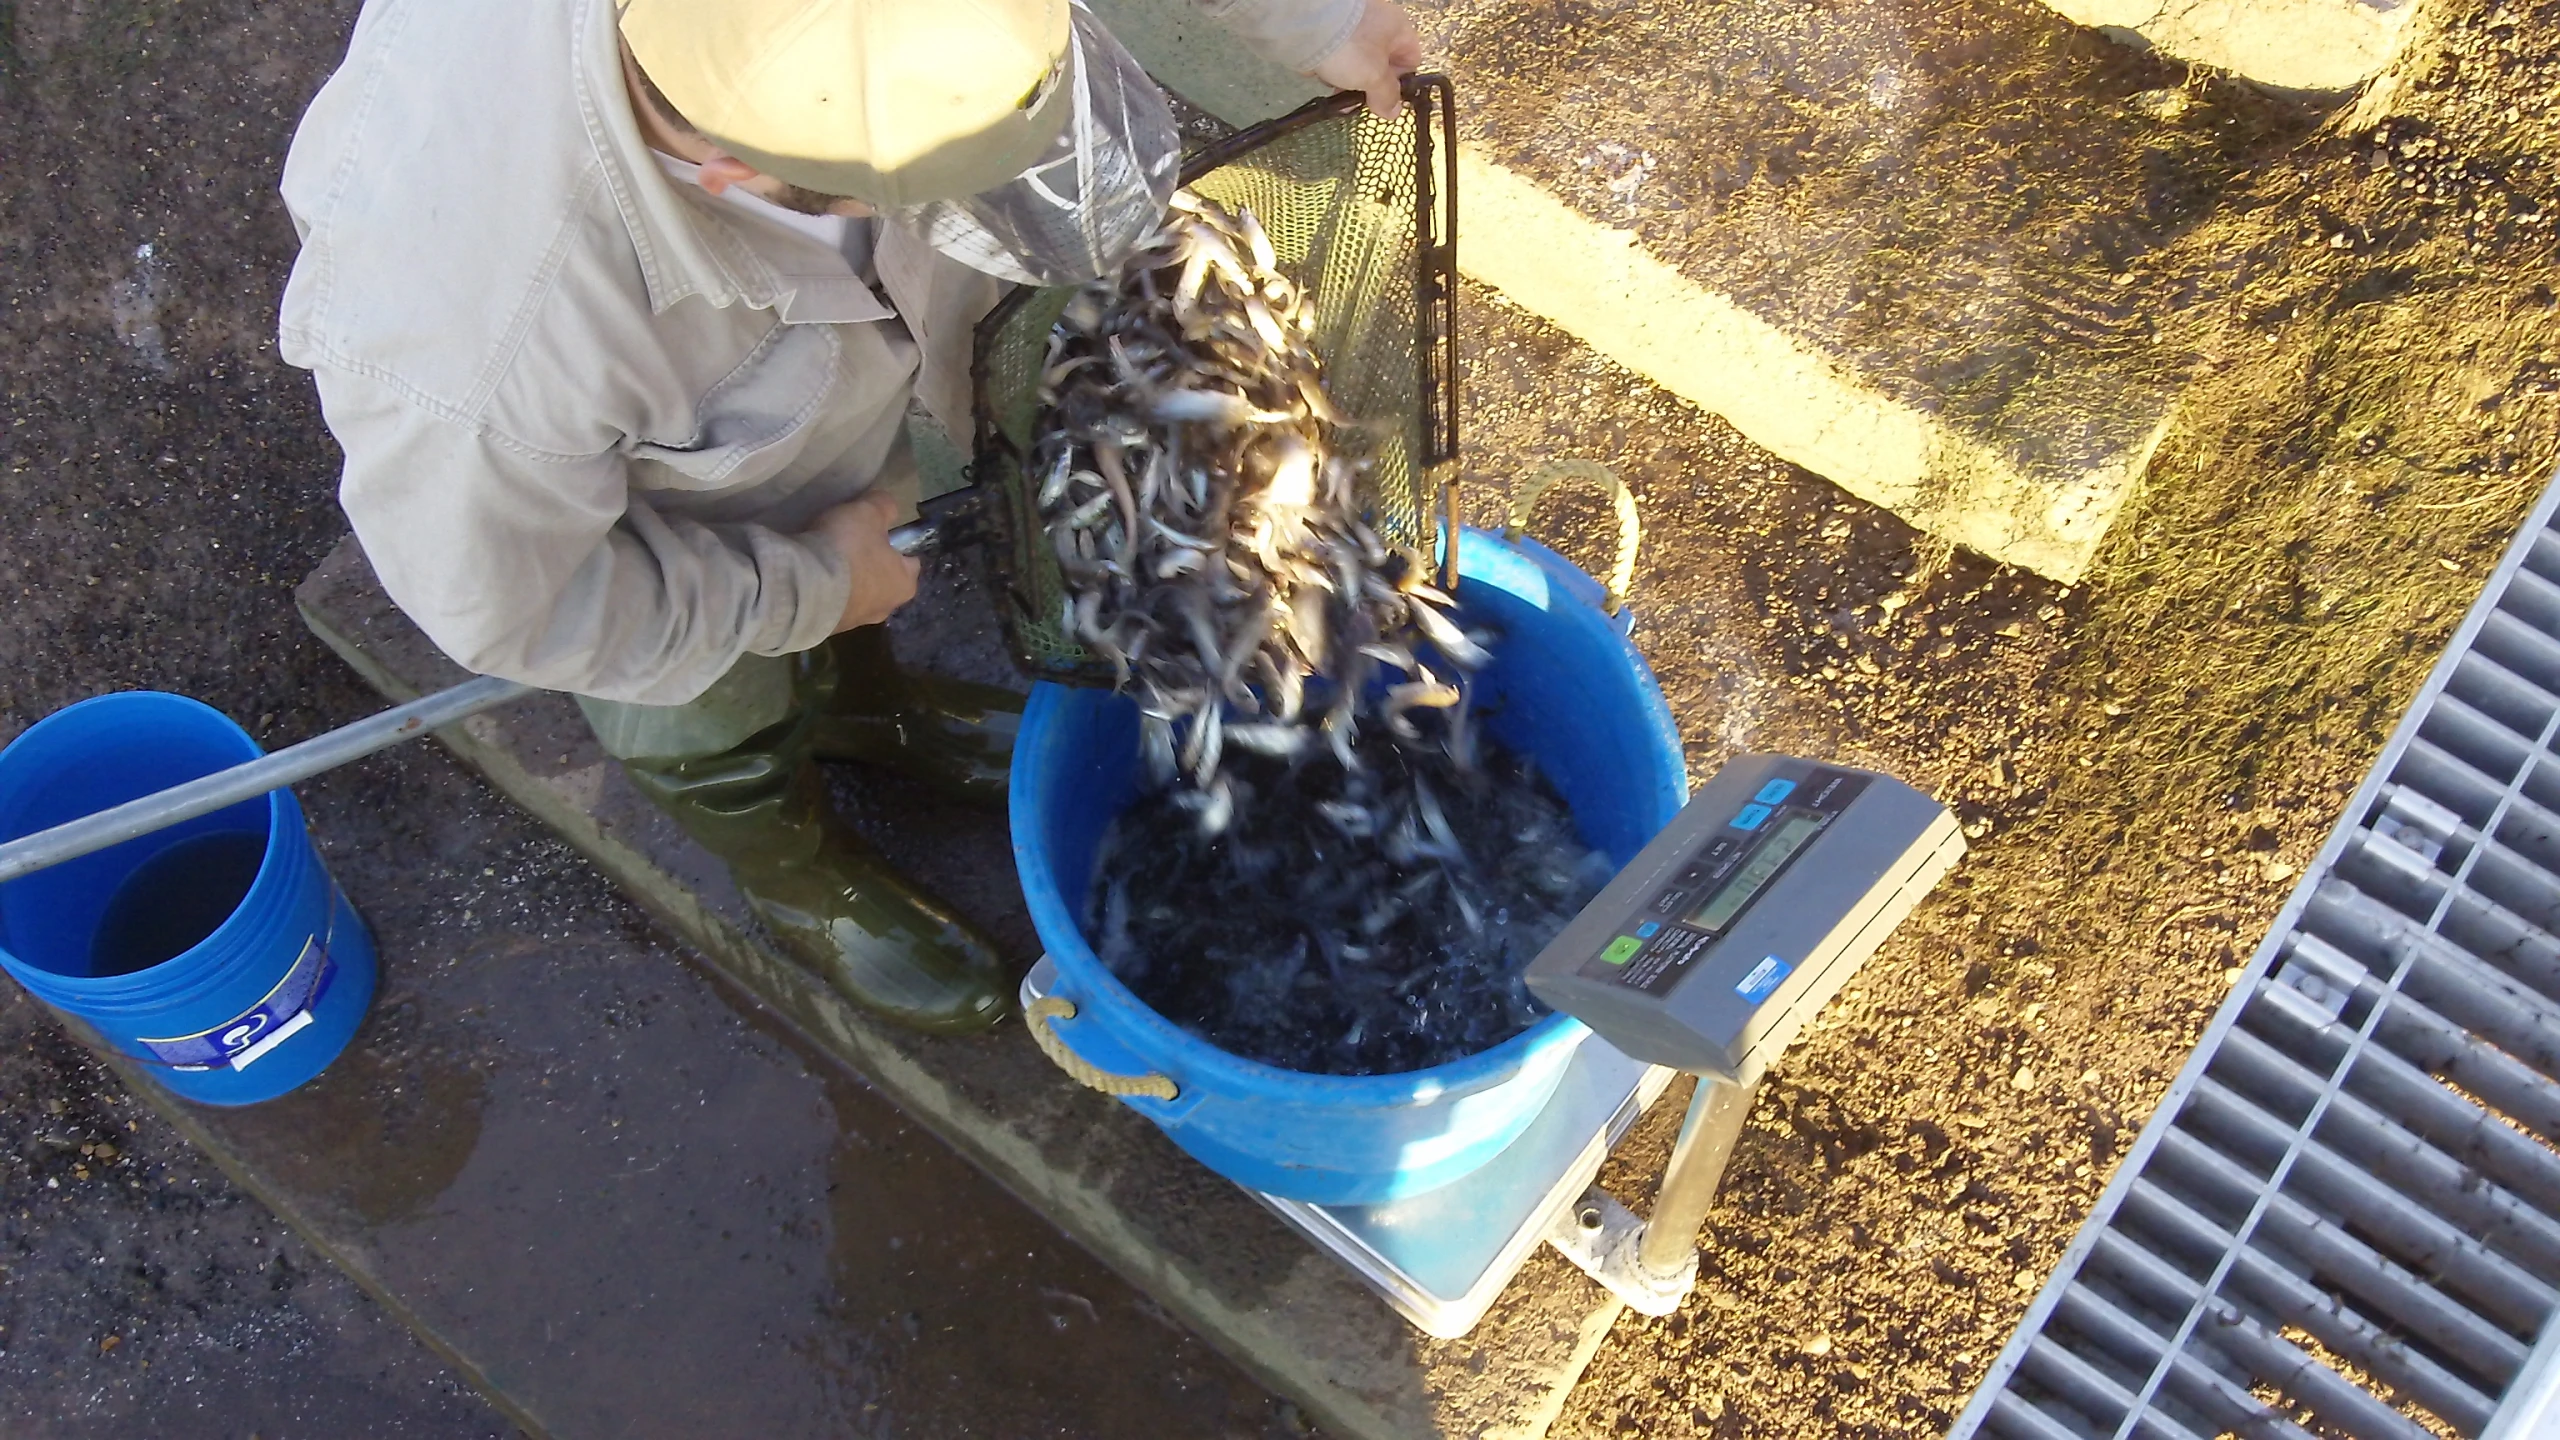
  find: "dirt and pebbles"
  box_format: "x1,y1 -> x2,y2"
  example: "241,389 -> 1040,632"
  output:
0,984 -> 507,1438
1436,0 -> 2560,1432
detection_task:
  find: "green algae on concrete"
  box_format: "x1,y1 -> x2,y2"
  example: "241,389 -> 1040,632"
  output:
1416,0 -> 2321,580
296,537 -> 1631,1440
1108,0 -> 2331,581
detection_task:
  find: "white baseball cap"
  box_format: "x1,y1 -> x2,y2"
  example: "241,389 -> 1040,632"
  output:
618,0 -> 1077,208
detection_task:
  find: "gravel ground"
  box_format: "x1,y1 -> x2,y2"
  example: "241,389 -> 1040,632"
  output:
1444,0 -> 2560,1431
0,988 -> 507,1438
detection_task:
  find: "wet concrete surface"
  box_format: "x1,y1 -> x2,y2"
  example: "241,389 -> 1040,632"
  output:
168,746 -> 1315,1440
297,532 -> 1631,1440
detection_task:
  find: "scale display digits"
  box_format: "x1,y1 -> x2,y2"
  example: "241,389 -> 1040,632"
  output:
1577,767 -> 1875,995
1688,813 -> 1824,932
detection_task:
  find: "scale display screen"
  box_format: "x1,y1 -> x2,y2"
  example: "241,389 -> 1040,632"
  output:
1569,766 -> 1875,998
1686,813 -> 1824,932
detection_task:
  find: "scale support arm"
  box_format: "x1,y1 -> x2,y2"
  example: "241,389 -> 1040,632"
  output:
1546,1071 -> 1758,1315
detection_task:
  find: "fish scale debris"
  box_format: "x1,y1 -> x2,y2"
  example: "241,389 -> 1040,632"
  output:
1040,191 -> 1611,1075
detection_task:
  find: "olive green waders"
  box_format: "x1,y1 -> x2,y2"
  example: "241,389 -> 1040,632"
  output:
578,629 -> 1021,1034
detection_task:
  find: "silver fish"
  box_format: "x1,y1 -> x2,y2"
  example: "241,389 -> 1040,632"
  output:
1225,722 -> 1309,758
1140,712 -> 1178,785
1318,800 -> 1377,838
1408,601 -> 1491,670
1036,448 -> 1076,508
1237,206 -> 1278,273
1029,188 -> 1495,828
1384,681 -> 1463,740
1063,491 -> 1115,529
1150,388 -> 1295,428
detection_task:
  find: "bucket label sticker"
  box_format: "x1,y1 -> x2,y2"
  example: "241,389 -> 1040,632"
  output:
134,933 -> 334,1072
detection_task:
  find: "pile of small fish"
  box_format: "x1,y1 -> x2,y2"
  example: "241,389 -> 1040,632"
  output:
1040,190 -> 1613,1075
1033,190 -> 1486,826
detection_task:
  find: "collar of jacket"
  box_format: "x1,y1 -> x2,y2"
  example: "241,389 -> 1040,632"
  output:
568,0 -> 891,326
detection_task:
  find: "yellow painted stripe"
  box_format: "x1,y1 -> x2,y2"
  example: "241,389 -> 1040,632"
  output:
1453,147 -> 2150,582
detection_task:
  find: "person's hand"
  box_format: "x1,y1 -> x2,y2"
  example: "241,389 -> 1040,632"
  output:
812,491 -> 922,632
1312,0 -> 1424,120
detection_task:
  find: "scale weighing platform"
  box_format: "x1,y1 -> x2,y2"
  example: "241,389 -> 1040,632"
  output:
1025,754 -> 1964,1337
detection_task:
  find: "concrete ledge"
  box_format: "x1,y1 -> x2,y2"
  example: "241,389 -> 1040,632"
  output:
2037,0 -> 2423,93
1448,152 -> 2165,583
296,536 -> 1626,1440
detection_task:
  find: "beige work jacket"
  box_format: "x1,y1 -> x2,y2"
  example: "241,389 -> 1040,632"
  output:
278,0 -> 1361,705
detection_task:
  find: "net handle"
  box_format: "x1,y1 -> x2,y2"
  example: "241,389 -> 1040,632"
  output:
1408,74 -> 1459,475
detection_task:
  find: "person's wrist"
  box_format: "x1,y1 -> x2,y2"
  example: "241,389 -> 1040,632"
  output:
1302,0 -> 1369,77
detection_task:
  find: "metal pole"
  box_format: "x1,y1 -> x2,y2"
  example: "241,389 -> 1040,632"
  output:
0,675 -> 536,887
1638,1074 -> 1758,1275
0,515 -> 944,889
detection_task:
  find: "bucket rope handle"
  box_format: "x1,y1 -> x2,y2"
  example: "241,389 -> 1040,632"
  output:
1025,997 -> 1181,1101
1504,460 -> 1642,615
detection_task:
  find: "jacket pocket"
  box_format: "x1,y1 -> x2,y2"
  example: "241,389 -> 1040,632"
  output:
625,320 -> 841,492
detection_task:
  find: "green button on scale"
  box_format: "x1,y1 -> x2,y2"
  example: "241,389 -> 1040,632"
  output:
1599,935 -> 1644,966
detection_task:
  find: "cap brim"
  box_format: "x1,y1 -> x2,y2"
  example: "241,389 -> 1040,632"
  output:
724,51 -> 1075,208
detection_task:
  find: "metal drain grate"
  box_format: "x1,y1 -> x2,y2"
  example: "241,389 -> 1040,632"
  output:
1951,464 -> 2560,1440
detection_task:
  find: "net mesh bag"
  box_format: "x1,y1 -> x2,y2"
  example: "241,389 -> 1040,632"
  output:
971,78 -> 1459,682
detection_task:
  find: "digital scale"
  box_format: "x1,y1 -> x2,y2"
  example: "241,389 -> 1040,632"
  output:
1025,754 -> 1963,1336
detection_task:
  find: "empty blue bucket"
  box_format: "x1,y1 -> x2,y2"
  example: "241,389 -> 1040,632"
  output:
1013,528 -> 1688,1205
0,693 -> 378,1105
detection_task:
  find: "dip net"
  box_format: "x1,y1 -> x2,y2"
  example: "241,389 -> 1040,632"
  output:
970,76 -> 1459,683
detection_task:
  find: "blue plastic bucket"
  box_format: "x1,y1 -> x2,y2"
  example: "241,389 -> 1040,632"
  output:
0,693 -> 379,1105
1013,528 -> 1689,1205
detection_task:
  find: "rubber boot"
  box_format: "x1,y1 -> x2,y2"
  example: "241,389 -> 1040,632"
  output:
812,626 -> 1020,809
620,691 -> 1013,1035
